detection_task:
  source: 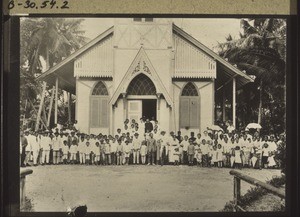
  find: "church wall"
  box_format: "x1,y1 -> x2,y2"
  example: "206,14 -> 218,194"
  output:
196,81 -> 214,133
146,49 -> 173,92
157,98 -> 170,132
113,49 -> 138,93
172,80 -> 214,136
113,98 -> 125,135
76,78 -> 112,135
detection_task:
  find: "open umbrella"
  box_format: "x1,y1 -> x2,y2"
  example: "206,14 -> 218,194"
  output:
207,125 -> 223,131
245,123 -> 262,130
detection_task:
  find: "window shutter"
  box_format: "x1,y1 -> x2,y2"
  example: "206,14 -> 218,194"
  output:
180,98 -> 190,128
91,98 -> 100,127
189,98 -> 199,128
100,98 -> 109,127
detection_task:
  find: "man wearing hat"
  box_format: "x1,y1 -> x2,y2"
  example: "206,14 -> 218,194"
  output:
132,133 -> 141,164
40,130 -> 52,165
187,138 -> 195,166
69,131 -> 78,163
147,133 -> 156,165
23,130 -> 33,166
52,131 -> 61,165
31,132 -> 41,166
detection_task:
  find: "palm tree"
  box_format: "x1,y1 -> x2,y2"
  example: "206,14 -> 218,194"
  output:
216,18 -> 286,133
20,18 -> 88,130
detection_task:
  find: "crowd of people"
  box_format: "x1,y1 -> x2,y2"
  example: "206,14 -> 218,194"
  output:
20,118 -> 285,170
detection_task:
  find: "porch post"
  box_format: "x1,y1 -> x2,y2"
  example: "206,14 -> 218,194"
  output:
68,92 -> 72,124
232,78 -> 236,128
156,93 -> 161,123
35,81 -> 47,131
47,86 -> 55,127
54,77 -> 58,124
222,89 -> 226,122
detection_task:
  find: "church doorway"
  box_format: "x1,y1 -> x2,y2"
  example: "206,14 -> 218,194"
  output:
142,99 -> 157,121
126,73 -> 158,122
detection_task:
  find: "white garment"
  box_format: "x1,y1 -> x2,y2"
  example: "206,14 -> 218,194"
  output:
52,136 -> 61,151
40,136 -> 51,151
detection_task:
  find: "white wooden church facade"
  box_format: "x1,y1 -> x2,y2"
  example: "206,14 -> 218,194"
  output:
38,18 -> 253,135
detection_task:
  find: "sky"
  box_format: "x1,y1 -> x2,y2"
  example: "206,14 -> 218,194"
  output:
81,18 -> 242,50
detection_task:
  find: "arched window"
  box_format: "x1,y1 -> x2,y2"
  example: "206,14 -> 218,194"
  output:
180,82 -> 200,129
181,82 -> 199,96
92,81 -> 109,95
127,74 -> 156,95
90,81 -> 109,128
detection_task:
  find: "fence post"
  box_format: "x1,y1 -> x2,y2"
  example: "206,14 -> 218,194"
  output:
233,176 -> 241,211
20,169 -> 33,208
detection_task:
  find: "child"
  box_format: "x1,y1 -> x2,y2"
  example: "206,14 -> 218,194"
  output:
62,140 -> 69,164
234,146 -> 242,169
195,145 -> 202,166
181,135 -> 189,165
140,140 -> 147,165
262,143 -> 269,168
211,145 -> 218,167
70,141 -> 78,164
173,147 -> 180,166
78,136 -> 86,164
116,139 -> 123,165
132,133 -> 141,164
99,139 -> 106,165
187,139 -> 195,166
94,142 -> 101,165
110,138 -> 117,165
217,143 -> 223,168
84,141 -> 91,165
200,139 -> 208,167
229,137 -> 236,168
123,140 -> 131,165
242,143 -> 251,168
104,139 -> 111,165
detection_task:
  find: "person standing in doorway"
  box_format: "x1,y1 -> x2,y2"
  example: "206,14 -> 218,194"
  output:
145,119 -> 153,133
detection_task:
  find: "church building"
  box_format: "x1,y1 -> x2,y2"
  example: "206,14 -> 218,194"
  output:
38,18 -> 253,135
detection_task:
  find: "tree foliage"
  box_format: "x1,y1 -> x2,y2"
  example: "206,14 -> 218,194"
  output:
215,18 -> 286,135
20,18 -> 88,129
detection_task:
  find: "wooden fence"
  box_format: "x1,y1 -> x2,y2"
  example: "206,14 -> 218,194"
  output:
229,170 -> 285,212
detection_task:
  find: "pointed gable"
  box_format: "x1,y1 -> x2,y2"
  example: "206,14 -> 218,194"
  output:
109,47 -> 173,107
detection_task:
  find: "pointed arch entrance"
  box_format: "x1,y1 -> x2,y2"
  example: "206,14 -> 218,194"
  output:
126,74 -> 157,122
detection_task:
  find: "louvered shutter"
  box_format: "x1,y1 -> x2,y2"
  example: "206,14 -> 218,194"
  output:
189,98 -> 199,128
100,98 -> 109,127
180,98 -> 190,128
91,98 -> 100,127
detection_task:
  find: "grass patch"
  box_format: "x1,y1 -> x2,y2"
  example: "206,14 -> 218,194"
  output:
20,196 -> 34,212
221,175 -> 285,212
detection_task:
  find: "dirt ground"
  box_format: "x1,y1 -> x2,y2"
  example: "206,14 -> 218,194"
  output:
24,165 -> 281,212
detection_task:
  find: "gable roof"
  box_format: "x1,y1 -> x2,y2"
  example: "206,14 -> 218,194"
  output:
36,23 -> 254,94
172,24 -> 254,87
109,47 -> 173,106
36,26 -> 114,93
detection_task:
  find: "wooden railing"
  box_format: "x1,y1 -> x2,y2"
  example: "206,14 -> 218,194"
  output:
20,169 -> 33,208
229,170 -> 285,212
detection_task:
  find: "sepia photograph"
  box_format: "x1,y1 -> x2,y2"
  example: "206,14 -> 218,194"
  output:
19,17 -> 287,213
